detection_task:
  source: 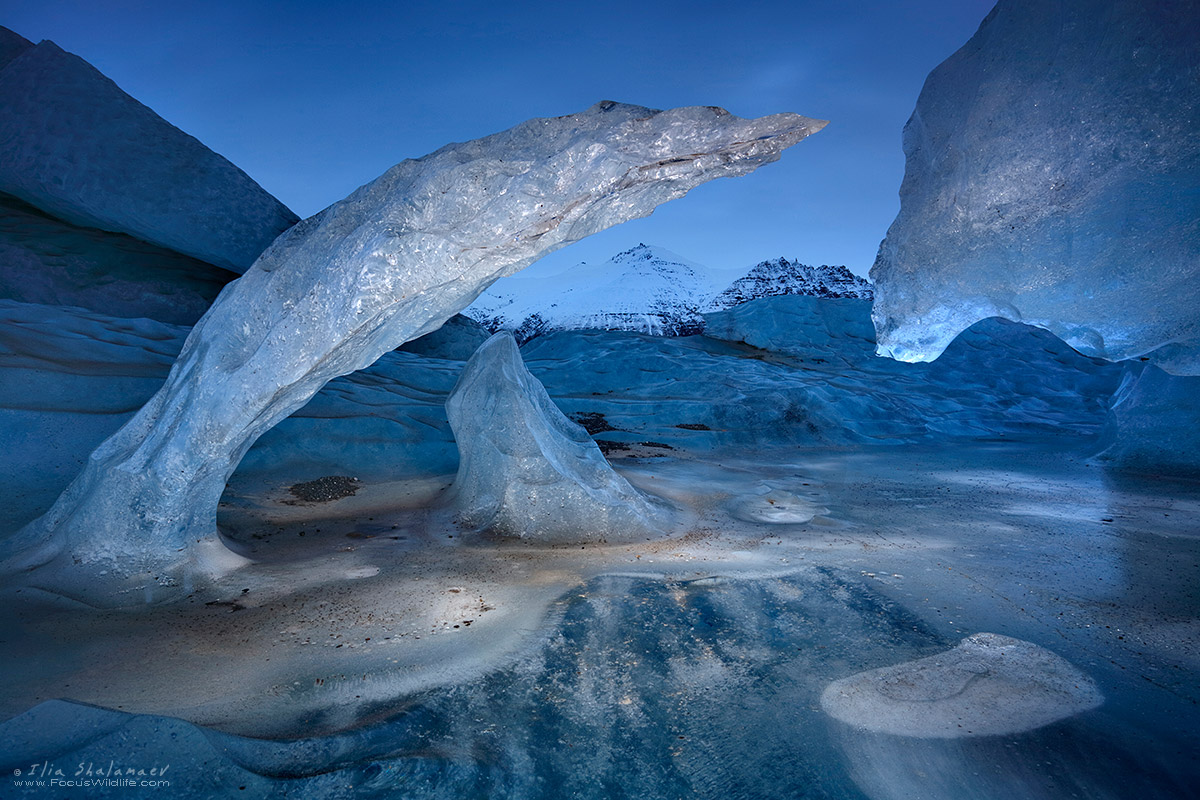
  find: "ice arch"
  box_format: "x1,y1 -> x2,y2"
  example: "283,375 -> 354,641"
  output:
5,101 -> 823,601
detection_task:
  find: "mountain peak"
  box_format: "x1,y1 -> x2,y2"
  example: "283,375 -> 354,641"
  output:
465,244 -> 872,341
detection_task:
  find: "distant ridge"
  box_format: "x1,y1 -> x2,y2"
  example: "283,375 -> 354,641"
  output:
465,243 -> 873,341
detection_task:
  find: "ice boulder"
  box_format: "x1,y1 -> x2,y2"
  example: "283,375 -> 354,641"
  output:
870,0 -> 1200,375
0,30 -> 298,271
446,333 -> 666,542
821,633 -> 1103,738
7,101 -> 821,600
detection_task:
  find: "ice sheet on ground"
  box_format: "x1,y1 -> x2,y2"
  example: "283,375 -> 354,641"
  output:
821,632 -> 1103,737
3,444 -> 1197,800
869,0 -> 1200,374
0,294 -> 1139,538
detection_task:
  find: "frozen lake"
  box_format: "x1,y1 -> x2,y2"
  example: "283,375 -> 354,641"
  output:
3,441 -> 1196,799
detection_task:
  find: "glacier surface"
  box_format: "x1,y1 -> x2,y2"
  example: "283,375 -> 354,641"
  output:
445,333 -> 666,542
870,0 -> 1200,375
0,29 -> 297,272
6,102 -> 823,599
2,297 -> 1197,798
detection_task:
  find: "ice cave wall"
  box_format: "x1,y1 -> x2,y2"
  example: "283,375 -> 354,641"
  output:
870,0 -> 1200,376
0,27 -> 298,272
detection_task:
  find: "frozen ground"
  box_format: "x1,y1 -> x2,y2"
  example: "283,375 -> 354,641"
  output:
1,443 -> 1197,798
1,297 -> 1196,798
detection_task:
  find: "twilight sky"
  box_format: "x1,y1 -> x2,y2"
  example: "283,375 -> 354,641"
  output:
4,0 -> 994,277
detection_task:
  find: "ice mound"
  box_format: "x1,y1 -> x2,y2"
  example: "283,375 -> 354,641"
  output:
728,485 -> 827,524
1097,366 -> 1200,477
693,295 -> 1123,441
0,30 -> 297,271
870,0 -> 1200,375
446,333 -> 666,542
7,102 -> 820,598
821,633 -> 1103,738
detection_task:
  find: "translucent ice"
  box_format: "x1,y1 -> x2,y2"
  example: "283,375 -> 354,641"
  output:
445,333 -> 666,542
821,632 -> 1103,738
6,102 -> 821,599
0,31 -> 297,271
870,0 -> 1200,374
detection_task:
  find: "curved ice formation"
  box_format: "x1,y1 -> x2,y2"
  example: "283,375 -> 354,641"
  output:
0,30 -> 297,271
820,633 -> 1103,738
446,333 -> 666,542
870,0 -> 1200,375
7,101 -> 823,599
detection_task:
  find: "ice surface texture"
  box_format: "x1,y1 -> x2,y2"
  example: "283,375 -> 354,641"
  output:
7,102 -> 822,598
821,633 -> 1103,738
446,333 -> 665,542
0,31 -> 297,271
870,0 -> 1200,374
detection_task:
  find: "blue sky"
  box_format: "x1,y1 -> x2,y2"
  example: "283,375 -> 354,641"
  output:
4,0 -> 994,277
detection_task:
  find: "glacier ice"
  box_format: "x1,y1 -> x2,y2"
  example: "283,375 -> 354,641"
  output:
821,632 -> 1103,738
1097,365 -> 1200,478
0,191 -> 236,324
445,333 -> 666,542
5,101 -> 822,599
0,30 -> 297,272
870,0 -> 1200,375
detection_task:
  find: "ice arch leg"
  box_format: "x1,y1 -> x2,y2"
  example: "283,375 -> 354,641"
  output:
5,102 -> 824,602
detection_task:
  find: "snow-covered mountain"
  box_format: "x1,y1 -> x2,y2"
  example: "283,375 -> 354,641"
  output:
464,243 -> 872,340
710,257 -> 873,307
